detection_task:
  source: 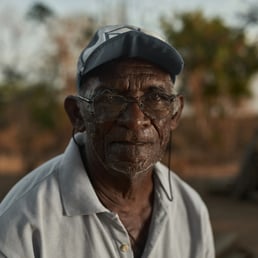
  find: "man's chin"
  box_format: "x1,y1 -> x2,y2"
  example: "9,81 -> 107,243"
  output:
106,160 -> 155,178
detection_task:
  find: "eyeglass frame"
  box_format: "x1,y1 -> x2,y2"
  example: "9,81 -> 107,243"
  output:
75,91 -> 180,121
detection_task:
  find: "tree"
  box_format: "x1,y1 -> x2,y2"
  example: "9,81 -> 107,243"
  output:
0,4 -> 55,85
0,7 -> 28,84
46,15 -> 95,94
161,11 -> 258,142
25,2 -> 96,93
26,2 -> 55,23
239,2 -> 258,27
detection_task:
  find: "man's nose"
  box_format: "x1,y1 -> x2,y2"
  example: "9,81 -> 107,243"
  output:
117,102 -> 151,130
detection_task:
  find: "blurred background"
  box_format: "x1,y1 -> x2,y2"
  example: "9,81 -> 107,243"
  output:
0,0 -> 258,257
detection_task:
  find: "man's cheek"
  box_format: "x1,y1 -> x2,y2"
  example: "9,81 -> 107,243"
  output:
88,122 -> 111,149
87,121 -> 105,136
155,121 -> 171,146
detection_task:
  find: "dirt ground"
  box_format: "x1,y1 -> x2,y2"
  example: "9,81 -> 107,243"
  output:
0,164 -> 258,258
189,178 -> 258,258
208,194 -> 258,257
184,161 -> 258,258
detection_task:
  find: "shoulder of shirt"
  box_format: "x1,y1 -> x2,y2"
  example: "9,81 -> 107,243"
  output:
155,162 -> 207,209
0,154 -> 63,217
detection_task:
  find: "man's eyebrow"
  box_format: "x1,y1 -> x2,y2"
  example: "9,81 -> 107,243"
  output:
147,85 -> 170,93
93,86 -> 119,95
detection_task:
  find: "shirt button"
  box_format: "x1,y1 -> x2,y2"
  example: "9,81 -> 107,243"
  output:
120,243 -> 129,252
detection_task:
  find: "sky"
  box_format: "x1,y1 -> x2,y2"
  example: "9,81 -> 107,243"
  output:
0,0 -> 252,31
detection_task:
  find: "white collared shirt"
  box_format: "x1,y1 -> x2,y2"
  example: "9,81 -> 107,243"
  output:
0,135 -> 215,258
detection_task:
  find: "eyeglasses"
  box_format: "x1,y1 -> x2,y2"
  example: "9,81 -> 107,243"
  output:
76,90 -> 179,122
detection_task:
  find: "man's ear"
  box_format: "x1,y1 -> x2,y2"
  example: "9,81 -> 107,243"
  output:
64,95 -> 85,132
170,95 -> 184,130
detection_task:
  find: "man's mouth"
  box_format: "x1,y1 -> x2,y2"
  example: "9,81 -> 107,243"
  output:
107,141 -> 154,160
111,141 -> 153,146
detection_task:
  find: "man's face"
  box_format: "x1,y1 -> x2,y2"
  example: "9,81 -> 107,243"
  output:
80,59 -> 179,178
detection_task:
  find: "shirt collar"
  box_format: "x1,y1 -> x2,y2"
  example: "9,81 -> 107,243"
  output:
59,133 -> 108,216
154,162 -> 175,203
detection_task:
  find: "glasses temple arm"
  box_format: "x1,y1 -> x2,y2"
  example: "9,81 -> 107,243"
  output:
76,95 -> 93,103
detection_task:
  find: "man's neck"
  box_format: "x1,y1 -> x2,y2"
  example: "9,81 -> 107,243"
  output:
95,171 -> 153,210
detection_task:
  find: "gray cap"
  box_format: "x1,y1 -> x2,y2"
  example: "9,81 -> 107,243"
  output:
77,24 -> 184,88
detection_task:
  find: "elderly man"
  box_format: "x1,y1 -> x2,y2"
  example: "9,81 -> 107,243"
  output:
0,25 -> 214,258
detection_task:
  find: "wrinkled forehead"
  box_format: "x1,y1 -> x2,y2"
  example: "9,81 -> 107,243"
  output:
81,58 -> 174,91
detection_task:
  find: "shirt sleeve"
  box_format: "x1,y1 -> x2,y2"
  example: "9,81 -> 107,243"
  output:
0,250 -> 8,258
201,204 -> 215,258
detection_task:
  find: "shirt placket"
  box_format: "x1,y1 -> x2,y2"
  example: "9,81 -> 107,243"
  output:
105,212 -> 134,258
141,190 -> 169,258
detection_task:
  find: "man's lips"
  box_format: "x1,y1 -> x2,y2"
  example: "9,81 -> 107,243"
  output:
106,128 -> 157,146
110,140 -> 153,146
107,141 -> 153,161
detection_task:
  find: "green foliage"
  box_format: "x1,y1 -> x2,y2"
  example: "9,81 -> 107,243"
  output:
23,83 -> 61,129
239,3 -> 258,26
161,10 -> 258,110
0,80 -> 72,171
26,2 -> 55,23
0,82 -> 23,128
0,82 -> 62,130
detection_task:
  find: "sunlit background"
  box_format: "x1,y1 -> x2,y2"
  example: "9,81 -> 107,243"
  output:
1,0 -> 258,257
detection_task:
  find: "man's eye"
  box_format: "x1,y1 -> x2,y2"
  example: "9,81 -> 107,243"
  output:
147,93 -> 163,102
95,89 -> 116,101
101,94 -> 124,105
99,93 -> 115,103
